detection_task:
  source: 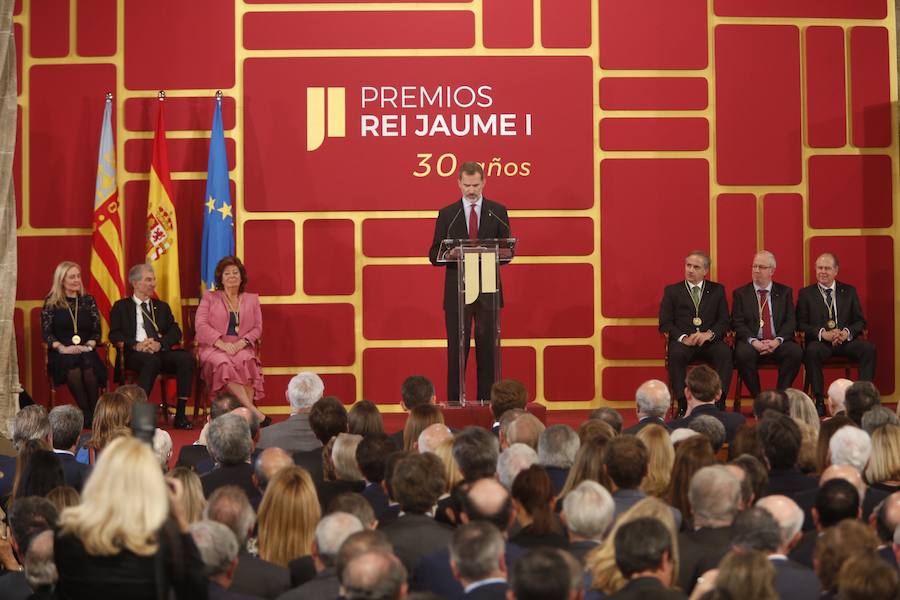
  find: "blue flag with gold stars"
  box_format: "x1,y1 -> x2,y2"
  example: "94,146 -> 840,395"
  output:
201,95 -> 235,291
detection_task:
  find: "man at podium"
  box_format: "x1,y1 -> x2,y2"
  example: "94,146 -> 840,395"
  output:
428,162 -> 512,404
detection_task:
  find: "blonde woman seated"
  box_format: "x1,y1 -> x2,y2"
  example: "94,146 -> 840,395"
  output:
54,437 -> 206,599
257,465 -> 321,568
196,256 -> 267,425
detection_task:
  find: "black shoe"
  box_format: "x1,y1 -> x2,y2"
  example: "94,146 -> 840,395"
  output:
260,416 -> 272,428
676,408 -> 687,419
815,400 -> 826,417
173,417 -> 193,430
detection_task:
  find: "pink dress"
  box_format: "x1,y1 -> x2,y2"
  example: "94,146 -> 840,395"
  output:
195,291 -> 265,400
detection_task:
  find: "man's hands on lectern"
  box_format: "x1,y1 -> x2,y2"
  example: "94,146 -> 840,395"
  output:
448,248 -> 461,259
499,248 -> 513,259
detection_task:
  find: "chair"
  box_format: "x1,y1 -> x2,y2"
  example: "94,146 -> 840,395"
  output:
662,331 -> 735,418
798,330 -> 867,397
732,331 -> 803,413
42,342 -> 111,410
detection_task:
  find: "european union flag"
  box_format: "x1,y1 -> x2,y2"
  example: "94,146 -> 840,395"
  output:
200,95 -> 235,291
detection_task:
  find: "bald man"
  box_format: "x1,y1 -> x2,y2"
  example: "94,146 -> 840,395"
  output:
418,423 -> 453,454
793,464 -> 887,534
826,378 -> 853,417
755,495 -> 821,600
623,380 -> 671,434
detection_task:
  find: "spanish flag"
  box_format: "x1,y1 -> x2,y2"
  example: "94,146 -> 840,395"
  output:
88,95 -> 125,338
145,96 -> 182,315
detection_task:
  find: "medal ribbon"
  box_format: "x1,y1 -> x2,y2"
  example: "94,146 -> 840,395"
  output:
140,301 -> 160,339
66,296 -> 80,343
758,289 -> 774,340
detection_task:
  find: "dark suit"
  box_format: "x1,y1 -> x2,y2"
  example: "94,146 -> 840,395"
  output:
667,403 -> 746,444
677,526 -> 734,593
382,513 -> 453,577
293,448 -> 325,490
622,416 -> 666,435
413,542 -> 524,598
108,297 -> 194,399
231,550 -> 291,599
731,282 -> 803,398
787,530 -> 820,568
429,198 -> 512,403
276,567 -> 338,600
209,581 -> 262,600
200,462 -> 259,504
608,577 -> 687,600
793,485 -> 887,531
176,443 -> 212,472
55,450 -> 91,492
659,280 -> 733,411
770,556 -> 821,600
362,481 -> 390,520
764,467 -> 818,499
317,479 -> 366,513
612,489 -> 682,530
463,581 -> 508,599
796,282 -> 876,401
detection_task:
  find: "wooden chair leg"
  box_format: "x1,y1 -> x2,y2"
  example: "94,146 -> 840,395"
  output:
733,374 -> 743,414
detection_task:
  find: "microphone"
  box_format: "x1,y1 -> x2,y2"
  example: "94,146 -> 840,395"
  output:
446,207 -> 463,239
487,209 -> 511,235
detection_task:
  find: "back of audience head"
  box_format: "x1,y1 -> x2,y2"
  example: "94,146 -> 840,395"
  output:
152,428 -> 173,470
686,365 -> 722,404
258,466 -> 321,567
14,405 -> 51,451
665,435 -> 714,519
635,379 -> 671,420
46,486 -> 80,513
837,554 -> 900,600
207,412 -> 252,466
328,493 -> 376,529
732,505 -> 782,553
453,426 -> 500,481
537,424 -> 580,469
829,425 -> 871,472
560,435 -> 613,497
309,396 -> 349,444
792,418 -> 818,474
382,451 -> 409,502
24,529 -> 56,591
845,380 -> 880,426
613,517 -> 675,584
287,371 -> 325,411
391,452 -> 446,514
636,424 -> 674,498
577,418 -> 616,446
690,465 -> 742,528
755,494 -> 804,552
461,477 -> 514,532
866,424 -> 900,485
48,404 -> 83,450
871,492 -> 900,544
336,529 -> 393,584
190,519 -> 240,579
332,433 -> 365,481
827,377 -> 853,416
497,443 -> 538,489
816,413 -> 852,471
314,512 -> 365,569
490,378 -> 528,421
9,496 -> 58,557
819,464 -> 865,507
814,478 -> 860,528
253,446 -> 294,491
603,435 -> 647,491
589,407 -> 623,435
511,465 -> 555,534
815,519 -> 879,593
211,391 -> 242,420
403,404 -> 444,451
88,392 -> 133,451
669,428 -> 699,445
861,405 -> 898,435
449,521 -> 505,585
430,437 -> 463,493
401,375 -> 435,410
342,550 -> 408,600
713,550 -> 778,600
16,449 -> 64,500
728,422 -> 766,463
753,389 -> 790,419
728,454 -> 769,506
348,399 -> 384,436
757,412 -> 802,470
510,547 -> 571,600
689,414 -> 726,453
356,433 -> 396,484
562,480 -> 614,542
505,413 -> 545,450
498,408 -> 527,448
786,388 -> 821,432
205,484 -> 255,547
416,423 -> 451,454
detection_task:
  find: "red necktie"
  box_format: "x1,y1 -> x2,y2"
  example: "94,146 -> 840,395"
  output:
468,204 -> 478,240
759,289 -> 774,340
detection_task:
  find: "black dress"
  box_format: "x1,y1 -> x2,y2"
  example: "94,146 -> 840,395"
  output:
41,295 -> 107,387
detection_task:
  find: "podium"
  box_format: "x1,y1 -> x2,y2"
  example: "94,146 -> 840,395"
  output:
437,237 -> 517,405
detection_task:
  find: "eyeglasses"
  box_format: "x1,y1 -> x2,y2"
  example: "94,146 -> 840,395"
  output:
751,264 -> 773,271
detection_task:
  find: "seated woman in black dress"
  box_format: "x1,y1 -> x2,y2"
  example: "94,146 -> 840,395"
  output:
41,261 -> 106,426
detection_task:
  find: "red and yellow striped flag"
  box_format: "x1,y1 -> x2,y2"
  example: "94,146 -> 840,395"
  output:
145,96 -> 182,313
88,95 -> 125,337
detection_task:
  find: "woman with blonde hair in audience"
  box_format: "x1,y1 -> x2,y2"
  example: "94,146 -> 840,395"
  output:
403,403 -> 444,451
54,436 -> 205,598
865,424 -> 900,493
559,435 -> 612,497
77,391 -> 133,464
637,424 -> 675,498
585,496 -> 680,597
794,419 -> 819,474
432,436 -> 463,493
257,465 -> 321,567
706,550 -> 778,600
167,466 -> 206,523
46,486 -> 80,512
786,388 -> 820,433
665,435 -> 715,523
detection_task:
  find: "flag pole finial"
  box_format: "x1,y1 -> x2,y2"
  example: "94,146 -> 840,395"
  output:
105,92 -> 113,102
158,90 -> 166,101
215,90 -> 223,101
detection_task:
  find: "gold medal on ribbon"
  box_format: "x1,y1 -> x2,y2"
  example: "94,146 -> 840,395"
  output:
827,319 -> 836,329
759,319 -> 765,328
66,297 -> 81,346
71,334 -> 81,344
692,317 -> 702,327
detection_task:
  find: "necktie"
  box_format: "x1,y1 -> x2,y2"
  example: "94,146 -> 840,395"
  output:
690,285 -> 701,306
141,302 -> 159,339
824,288 -> 834,325
758,289 -> 774,340
468,204 -> 478,240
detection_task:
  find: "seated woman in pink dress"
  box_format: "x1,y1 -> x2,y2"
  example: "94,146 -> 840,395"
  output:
195,256 -> 269,426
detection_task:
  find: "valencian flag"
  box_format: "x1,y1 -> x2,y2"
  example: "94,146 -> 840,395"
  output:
88,94 -> 125,337
201,93 -> 235,290
145,94 -> 182,313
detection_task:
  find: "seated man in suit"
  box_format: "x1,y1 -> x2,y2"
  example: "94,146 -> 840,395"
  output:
797,253 -> 876,414
609,518 -> 686,600
450,522 -> 508,599
623,380 -> 670,435
201,413 -> 258,503
667,366 -> 745,444
258,371 -> 324,454
659,251 -> 732,415
508,548 -> 572,600
758,413 -> 817,498
732,251 -> 803,400
108,263 -> 194,429
48,405 -> 91,493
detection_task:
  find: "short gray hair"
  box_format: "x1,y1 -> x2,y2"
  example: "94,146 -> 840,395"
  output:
537,425 -> 580,469
497,444 -> 538,489
449,521 -> 505,582
827,378 -> 853,411
207,413 -> 252,465
315,512 -> 365,567
152,428 -> 173,469
562,480 -> 614,539
635,380 -> 670,418
24,530 -> 56,589
687,250 -> 711,270
756,495 -> 804,546
332,433 -> 364,481
190,520 -> 240,577
342,551 -> 407,600
14,406 -> 50,451
829,426 -> 872,472
689,415 -> 726,452
861,406 -> 899,435
689,465 -> 741,527
48,405 -> 83,450
205,485 -> 256,546
287,372 -> 325,410
755,250 -> 777,269
128,263 -> 153,284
